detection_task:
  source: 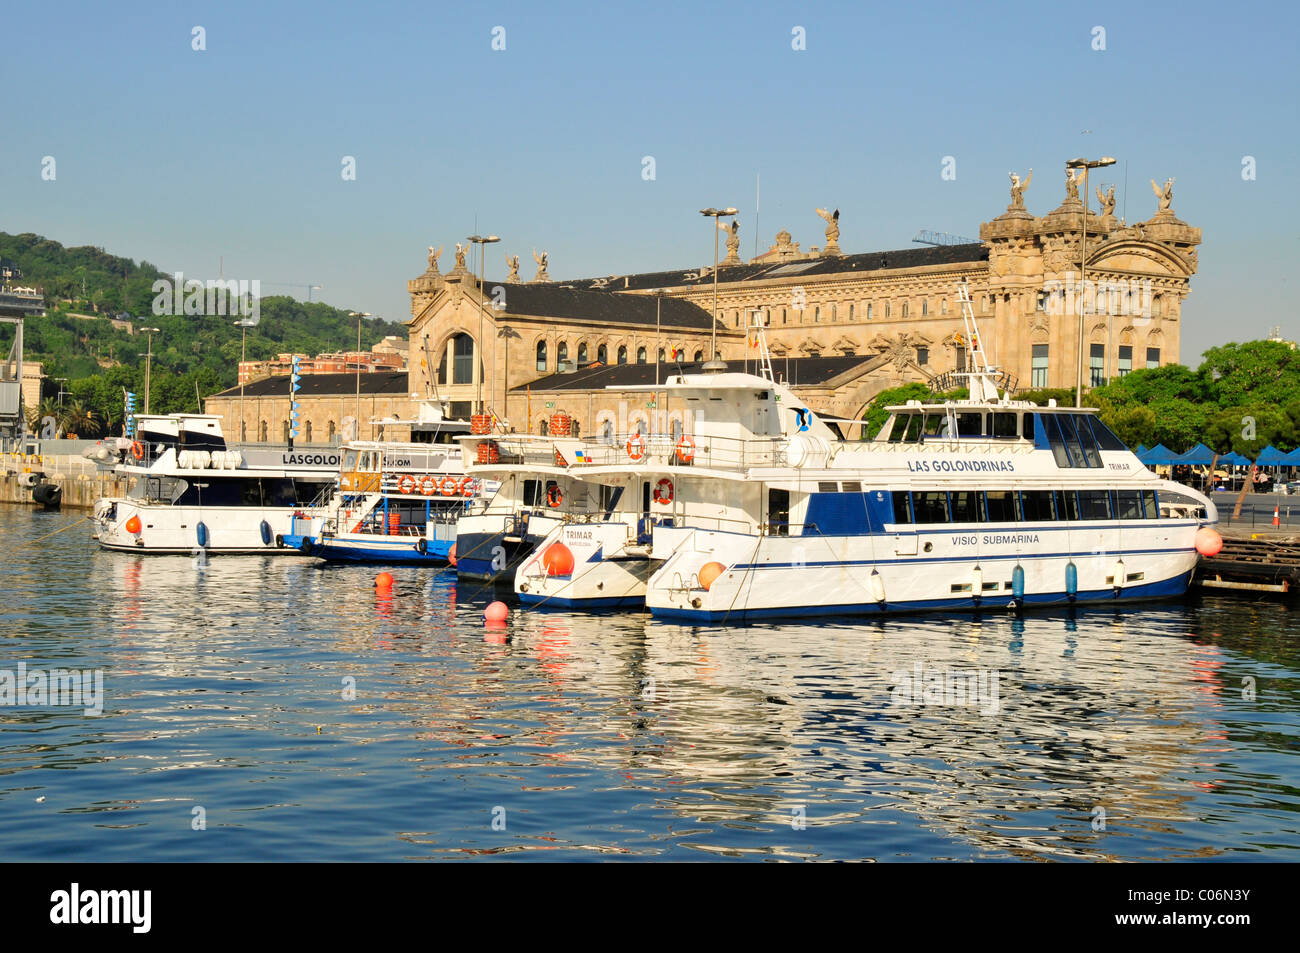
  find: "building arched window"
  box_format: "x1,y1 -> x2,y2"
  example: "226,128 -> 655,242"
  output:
328,420 -> 336,441
536,340 -> 547,371
282,420 -> 290,442
577,342 -> 588,364
305,420 -> 313,442
597,344 -> 608,364
781,308 -> 787,324
885,302 -> 892,318
671,417 -> 683,441
601,419 -> 614,443
658,347 -> 665,362
617,345 -> 628,364
1152,295 -> 1163,317
902,302 -> 909,318
452,333 -> 475,384
813,306 -> 820,322
240,421 -> 247,441
636,346 -> 647,364
921,300 -> 928,316
557,341 -> 569,365
831,304 -> 837,322
848,304 -> 854,321
260,420 -> 268,441
693,349 -> 703,362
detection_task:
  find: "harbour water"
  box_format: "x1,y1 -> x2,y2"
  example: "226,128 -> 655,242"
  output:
1,506 -> 1296,861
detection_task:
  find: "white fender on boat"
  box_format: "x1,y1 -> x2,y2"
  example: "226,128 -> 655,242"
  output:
1112,558 -> 1126,590
972,564 -> 983,597
869,568 -> 886,603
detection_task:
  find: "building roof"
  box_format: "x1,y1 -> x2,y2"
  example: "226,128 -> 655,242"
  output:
473,280 -> 718,330
516,355 -> 879,392
561,243 -> 989,293
210,371 -> 411,399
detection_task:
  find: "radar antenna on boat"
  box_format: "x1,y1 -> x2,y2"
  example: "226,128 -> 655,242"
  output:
747,308 -> 776,385
930,280 -> 1018,402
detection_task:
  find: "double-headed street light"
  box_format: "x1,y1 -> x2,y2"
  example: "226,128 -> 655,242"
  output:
1067,155 -> 1116,407
699,207 -> 738,372
140,327 -> 161,414
467,235 -> 500,413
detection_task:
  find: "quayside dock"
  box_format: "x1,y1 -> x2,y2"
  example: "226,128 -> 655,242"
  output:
1195,534 -> 1300,595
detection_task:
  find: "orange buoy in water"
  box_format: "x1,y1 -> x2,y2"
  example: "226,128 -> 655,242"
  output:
125,515 -> 142,535
541,541 -> 574,576
484,601 -> 509,623
375,571 -> 394,590
698,561 -> 726,590
447,543 -> 457,567
1194,527 -> 1224,557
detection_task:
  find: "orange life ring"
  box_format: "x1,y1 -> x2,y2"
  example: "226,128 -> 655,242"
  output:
419,475 -> 438,495
547,484 -> 563,507
130,441 -> 144,460
654,478 -> 674,504
626,433 -> 646,461
440,476 -> 459,496
397,474 -> 418,494
460,478 -> 476,498
675,436 -> 695,464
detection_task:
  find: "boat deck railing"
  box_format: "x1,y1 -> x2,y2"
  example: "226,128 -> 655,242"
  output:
483,432 -> 788,472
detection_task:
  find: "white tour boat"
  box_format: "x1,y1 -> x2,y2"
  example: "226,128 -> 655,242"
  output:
281,402 -> 490,564
90,413 -> 340,554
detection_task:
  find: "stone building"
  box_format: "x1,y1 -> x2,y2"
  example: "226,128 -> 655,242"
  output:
204,165 -> 1200,442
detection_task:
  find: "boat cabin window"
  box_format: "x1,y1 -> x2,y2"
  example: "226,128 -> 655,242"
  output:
841,481 -> 861,492
984,490 -> 1018,522
922,413 -> 948,438
949,490 -> 985,522
1077,490 -> 1111,519
955,412 -> 983,436
991,412 -> 1018,438
1021,490 -> 1055,521
884,488 -> 1161,526
1115,490 -> 1144,521
522,479 -> 542,506
911,491 -> 949,523
818,481 -> 838,493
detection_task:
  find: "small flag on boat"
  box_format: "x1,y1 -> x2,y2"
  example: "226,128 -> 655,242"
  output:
574,449 -> 588,462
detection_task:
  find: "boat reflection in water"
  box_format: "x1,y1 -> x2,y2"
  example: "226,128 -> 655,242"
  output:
36,541 -> 1280,861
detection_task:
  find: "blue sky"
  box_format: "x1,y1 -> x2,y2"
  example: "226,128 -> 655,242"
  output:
4,0 -> 1296,364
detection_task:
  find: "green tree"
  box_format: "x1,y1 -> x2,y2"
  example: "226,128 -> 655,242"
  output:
1200,340 -> 1300,408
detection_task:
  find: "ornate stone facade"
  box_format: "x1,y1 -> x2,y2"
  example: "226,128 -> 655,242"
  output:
205,167 -> 1200,442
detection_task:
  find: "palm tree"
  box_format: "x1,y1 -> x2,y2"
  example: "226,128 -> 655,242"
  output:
65,400 -> 96,438
27,397 -> 66,437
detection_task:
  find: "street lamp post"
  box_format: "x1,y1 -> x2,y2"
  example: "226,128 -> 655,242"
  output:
348,311 -> 371,439
467,235 -> 500,413
699,207 -> 738,372
496,325 -> 519,426
1067,156 -> 1116,407
140,327 -> 160,414
235,317 -> 255,441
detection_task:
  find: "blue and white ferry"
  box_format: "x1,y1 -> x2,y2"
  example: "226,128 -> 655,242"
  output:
638,289 -> 1219,621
